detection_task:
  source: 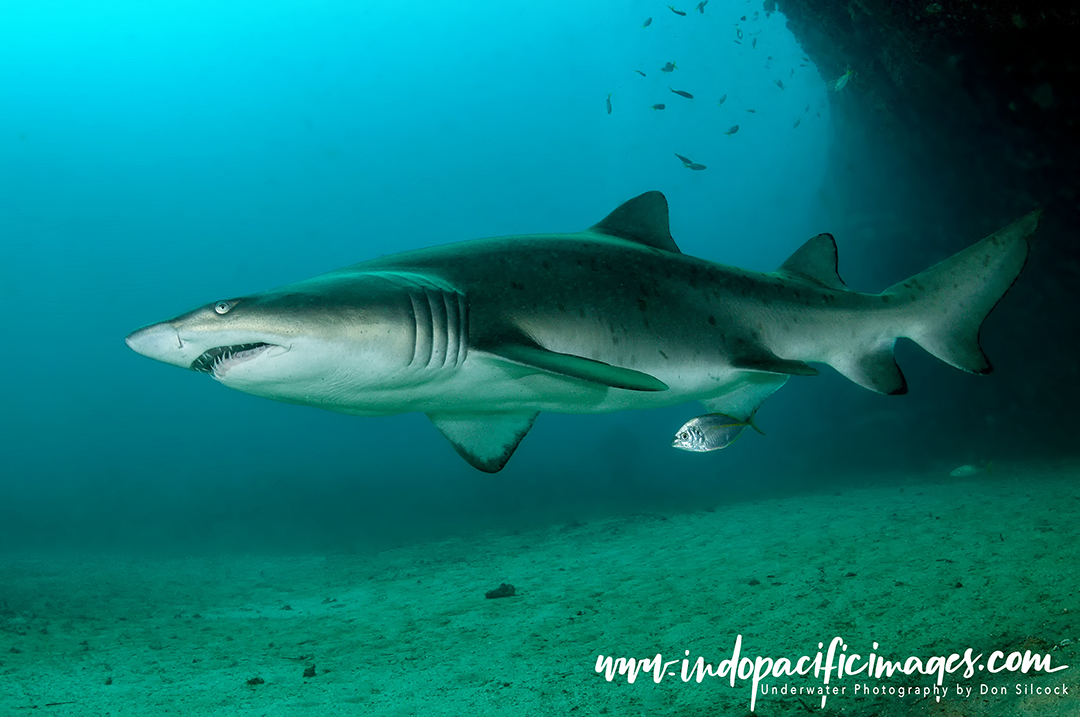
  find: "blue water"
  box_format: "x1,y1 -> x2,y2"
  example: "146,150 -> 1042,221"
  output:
0,1 -> 1022,553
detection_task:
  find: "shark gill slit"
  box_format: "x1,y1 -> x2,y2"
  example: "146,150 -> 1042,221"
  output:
454,292 -> 469,367
427,288 -> 449,368
440,289 -> 464,368
443,291 -> 460,367
409,291 -> 434,368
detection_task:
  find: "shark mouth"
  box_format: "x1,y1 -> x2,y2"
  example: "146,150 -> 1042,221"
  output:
191,343 -> 275,376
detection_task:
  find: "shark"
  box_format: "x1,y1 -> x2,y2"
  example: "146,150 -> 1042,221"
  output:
126,191 -> 1040,472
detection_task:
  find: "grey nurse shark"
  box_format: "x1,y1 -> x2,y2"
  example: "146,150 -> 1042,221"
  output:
126,192 -> 1040,472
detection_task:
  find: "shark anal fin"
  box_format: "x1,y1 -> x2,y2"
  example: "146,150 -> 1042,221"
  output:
480,341 -> 669,391
775,233 -> 847,290
428,412 -> 538,473
830,342 -> 908,395
589,191 -> 683,254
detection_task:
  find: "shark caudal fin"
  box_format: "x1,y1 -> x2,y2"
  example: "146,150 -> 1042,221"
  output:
886,209 -> 1042,376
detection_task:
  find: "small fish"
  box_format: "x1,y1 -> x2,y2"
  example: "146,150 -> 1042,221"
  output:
790,68 -> 795,77
669,5 -> 686,16
717,94 -> 727,106
740,15 -> 747,21
805,103 -> 810,112
661,62 -> 677,72
752,38 -> 757,49
672,413 -> 761,452
736,26 -> 743,39
674,152 -> 694,164
684,163 -> 707,171
831,65 -> 856,91
643,17 -> 652,27
652,103 -> 666,110
774,79 -> 784,90
724,124 -> 739,136
746,109 -> 756,113
669,87 -> 694,99
696,1 -> 708,13
606,93 -> 612,114
636,70 -> 647,77
792,118 -> 801,128
949,462 -> 993,477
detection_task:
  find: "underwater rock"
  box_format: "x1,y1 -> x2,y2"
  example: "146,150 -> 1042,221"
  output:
485,583 -> 516,599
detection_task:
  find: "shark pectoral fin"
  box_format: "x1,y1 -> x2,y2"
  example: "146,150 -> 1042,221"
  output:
427,412 -> 538,473
830,342 -> 908,395
774,233 -> 847,290
483,342 -> 669,391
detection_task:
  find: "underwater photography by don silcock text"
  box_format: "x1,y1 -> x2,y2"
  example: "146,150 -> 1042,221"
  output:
1,1 -> 1079,715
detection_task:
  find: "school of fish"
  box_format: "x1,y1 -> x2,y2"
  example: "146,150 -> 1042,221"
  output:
610,4 -> 852,172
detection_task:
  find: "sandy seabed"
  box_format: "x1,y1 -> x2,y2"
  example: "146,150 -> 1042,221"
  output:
2,462 -> 1078,716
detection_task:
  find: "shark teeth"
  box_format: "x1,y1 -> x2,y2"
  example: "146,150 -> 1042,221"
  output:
191,343 -> 273,376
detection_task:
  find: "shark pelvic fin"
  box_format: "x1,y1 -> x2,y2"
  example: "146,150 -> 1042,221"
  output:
700,372 -> 789,422
427,412 -> 538,473
775,233 -> 847,290
481,340 -> 669,391
728,348 -> 818,377
589,191 -> 682,254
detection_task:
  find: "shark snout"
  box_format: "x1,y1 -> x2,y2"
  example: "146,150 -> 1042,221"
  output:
126,323 -> 190,368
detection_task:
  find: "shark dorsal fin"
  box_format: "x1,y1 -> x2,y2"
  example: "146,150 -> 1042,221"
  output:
427,412 -> 538,473
589,191 -> 682,254
775,233 -> 847,290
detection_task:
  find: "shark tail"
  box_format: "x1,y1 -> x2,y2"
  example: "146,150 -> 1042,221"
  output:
884,209 -> 1041,378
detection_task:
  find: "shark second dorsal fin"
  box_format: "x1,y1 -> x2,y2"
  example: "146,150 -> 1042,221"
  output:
589,191 -> 682,254
427,412 -> 538,473
775,233 -> 847,290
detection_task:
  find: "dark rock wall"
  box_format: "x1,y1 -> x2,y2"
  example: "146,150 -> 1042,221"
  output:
782,0 -> 1078,214
774,0 -> 1079,467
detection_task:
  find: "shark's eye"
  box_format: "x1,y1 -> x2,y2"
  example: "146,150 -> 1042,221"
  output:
214,300 -> 234,315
